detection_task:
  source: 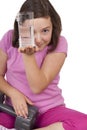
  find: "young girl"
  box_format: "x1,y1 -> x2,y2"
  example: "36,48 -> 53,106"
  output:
0,0 -> 87,130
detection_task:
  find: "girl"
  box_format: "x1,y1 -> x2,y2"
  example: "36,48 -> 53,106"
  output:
0,0 -> 87,130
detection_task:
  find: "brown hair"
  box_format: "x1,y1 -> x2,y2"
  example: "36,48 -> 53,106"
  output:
12,0 -> 62,52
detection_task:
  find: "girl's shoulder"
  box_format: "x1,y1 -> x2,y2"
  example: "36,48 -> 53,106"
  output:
54,35 -> 68,54
0,29 -> 13,53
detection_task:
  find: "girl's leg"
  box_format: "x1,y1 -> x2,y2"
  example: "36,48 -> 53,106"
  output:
34,106 -> 87,130
34,122 -> 64,130
0,125 -> 15,130
0,112 -> 15,128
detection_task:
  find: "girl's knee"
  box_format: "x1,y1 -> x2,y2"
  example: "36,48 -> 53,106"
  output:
48,122 -> 64,130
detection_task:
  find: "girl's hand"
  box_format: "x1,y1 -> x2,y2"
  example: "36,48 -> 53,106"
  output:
10,89 -> 33,118
18,46 -> 40,55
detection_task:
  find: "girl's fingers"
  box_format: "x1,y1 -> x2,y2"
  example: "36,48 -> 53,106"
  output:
25,96 -> 34,105
14,104 -> 28,118
18,46 -> 40,54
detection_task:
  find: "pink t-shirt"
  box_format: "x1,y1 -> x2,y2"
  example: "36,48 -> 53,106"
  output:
0,30 -> 68,114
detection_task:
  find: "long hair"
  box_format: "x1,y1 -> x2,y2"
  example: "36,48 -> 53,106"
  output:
12,0 -> 62,52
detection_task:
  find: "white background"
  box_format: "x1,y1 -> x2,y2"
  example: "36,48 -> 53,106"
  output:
0,0 -> 87,113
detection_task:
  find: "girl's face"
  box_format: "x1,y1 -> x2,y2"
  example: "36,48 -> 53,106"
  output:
19,17 -> 52,50
34,17 -> 53,50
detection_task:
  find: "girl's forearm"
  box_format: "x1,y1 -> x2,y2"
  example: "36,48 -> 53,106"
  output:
22,54 -> 48,94
0,75 -> 17,98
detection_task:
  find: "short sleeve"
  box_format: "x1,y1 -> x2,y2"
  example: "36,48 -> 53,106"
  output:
0,30 -> 13,54
54,36 -> 68,55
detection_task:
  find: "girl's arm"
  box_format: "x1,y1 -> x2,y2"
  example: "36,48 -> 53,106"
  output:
22,51 -> 66,94
0,49 -> 33,118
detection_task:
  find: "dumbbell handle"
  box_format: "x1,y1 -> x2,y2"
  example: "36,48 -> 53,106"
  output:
0,103 -> 16,117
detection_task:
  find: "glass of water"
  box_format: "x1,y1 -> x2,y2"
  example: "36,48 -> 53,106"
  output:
16,12 -> 35,48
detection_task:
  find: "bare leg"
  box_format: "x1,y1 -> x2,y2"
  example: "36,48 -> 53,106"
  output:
33,122 -> 65,130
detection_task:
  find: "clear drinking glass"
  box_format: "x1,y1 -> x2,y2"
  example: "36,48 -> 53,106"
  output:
16,12 -> 35,47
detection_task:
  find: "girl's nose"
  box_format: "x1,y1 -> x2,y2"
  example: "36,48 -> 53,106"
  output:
35,33 -> 42,45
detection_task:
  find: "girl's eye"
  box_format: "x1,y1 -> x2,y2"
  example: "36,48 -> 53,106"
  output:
42,29 -> 49,33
